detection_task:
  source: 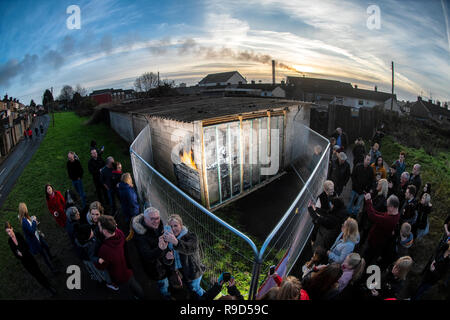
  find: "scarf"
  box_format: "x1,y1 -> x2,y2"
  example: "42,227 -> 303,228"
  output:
168,226 -> 188,270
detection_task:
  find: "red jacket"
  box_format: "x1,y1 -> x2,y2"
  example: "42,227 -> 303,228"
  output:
95,228 -> 133,284
274,274 -> 310,300
366,199 -> 400,248
46,190 -> 67,227
27,129 -> 32,136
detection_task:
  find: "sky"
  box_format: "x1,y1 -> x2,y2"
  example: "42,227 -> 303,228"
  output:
0,0 -> 449,105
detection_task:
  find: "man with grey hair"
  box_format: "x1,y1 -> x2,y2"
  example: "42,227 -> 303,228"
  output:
328,152 -> 350,196
100,156 -> 116,215
131,207 -> 172,299
398,171 -> 410,209
363,193 -> 401,265
409,163 -> 422,193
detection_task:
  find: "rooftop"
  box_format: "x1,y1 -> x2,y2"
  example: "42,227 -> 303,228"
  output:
198,71 -> 244,85
286,76 -> 393,101
103,96 -> 307,122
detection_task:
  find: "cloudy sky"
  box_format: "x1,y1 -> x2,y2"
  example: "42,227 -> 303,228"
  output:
0,0 -> 449,105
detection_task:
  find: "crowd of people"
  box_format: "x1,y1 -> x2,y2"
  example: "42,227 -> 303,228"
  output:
3,127 -> 449,300
259,127 -> 449,300
23,122 -> 44,141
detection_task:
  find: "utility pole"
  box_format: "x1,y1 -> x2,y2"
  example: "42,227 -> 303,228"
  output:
391,61 -> 394,111
51,87 -> 55,127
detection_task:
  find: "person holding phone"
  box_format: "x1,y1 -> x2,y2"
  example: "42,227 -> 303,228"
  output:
129,207 -> 173,299
164,214 -> 206,298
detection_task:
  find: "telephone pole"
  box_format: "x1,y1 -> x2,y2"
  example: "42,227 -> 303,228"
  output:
51,87 -> 55,127
391,61 -> 394,111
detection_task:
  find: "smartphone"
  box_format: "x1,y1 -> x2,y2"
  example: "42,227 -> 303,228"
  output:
164,225 -> 172,234
223,272 -> 231,282
269,265 -> 276,275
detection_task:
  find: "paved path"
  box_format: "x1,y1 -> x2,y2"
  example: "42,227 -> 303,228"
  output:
0,114 -> 50,209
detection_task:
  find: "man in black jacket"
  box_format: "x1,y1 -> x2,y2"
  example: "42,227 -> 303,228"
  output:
409,164 -> 422,193
331,127 -> 349,152
67,151 -> 87,209
88,149 -> 106,203
308,197 -> 349,251
131,207 -> 172,299
101,156 -> 116,214
347,154 -> 374,217
329,152 -> 351,196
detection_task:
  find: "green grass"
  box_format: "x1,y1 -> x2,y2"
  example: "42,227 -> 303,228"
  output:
0,112 -> 131,299
381,135 -> 449,299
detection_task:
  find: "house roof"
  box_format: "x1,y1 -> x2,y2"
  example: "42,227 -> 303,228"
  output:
198,71 -> 244,85
420,99 -> 450,117
102,96 -> 307,122
286,76 -> 393,102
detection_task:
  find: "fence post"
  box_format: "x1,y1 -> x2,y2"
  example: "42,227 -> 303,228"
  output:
248,257 -> 262,300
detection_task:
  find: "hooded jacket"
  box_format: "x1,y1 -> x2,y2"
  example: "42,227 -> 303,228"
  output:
95,228 -> 132,284
172,231 -> 206,282
118,182 -> 139,220
131,214 -> 171,280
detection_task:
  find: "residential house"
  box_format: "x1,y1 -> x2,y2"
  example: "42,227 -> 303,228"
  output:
286,76 -> 394,109
410,97 -> 450,123
198,71 -> 247,87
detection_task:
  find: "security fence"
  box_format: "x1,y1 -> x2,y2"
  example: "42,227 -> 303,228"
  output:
130,119 -> 329,299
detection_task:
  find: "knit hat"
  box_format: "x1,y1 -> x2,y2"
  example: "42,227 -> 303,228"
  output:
76,224 -> 92,243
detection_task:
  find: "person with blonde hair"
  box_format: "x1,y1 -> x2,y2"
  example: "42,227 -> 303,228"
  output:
371,256 -> 413,299
414,192 -> 432,240
396,222 -> 414,258
337,253 -> 366,293
328,217 -> 360,264
163,214 -> 206,298
86,201 -> 105,242
18,202 -> 57,273
117,172 -> 139,224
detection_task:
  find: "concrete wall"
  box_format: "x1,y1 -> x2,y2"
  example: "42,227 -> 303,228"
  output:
147,117 -> 195,183
283,103 -> 312,167
109,111 -> 134,143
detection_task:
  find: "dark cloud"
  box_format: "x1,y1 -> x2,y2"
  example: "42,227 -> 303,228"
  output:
149,37 -> 172,55
42,50 -> 65,70
0,54 -> 39,88
178,38 -> 197,55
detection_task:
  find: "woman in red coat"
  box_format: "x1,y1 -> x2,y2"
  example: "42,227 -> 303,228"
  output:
45,184 -> 67,228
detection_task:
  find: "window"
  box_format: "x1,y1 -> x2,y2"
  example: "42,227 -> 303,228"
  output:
358,100 -> 364,105
351,108 -> 359,117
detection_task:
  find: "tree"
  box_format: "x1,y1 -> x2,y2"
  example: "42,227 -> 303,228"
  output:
72,92 -> 82,109
74,84 -> 87,97
58,85 -> 74,110
42,89 -> 54,107
134,72 -> 159,93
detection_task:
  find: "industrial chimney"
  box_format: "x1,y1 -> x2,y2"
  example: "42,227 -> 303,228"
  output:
272,60 -> 275,85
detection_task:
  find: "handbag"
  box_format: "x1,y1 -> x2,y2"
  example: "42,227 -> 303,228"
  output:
169,269 -> 183,289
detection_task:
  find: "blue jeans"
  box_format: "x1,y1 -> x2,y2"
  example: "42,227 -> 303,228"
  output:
188,275 -> 205,297
72,179 -> 87,209
157,277 -> 170,298
347,191 -> 364,216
